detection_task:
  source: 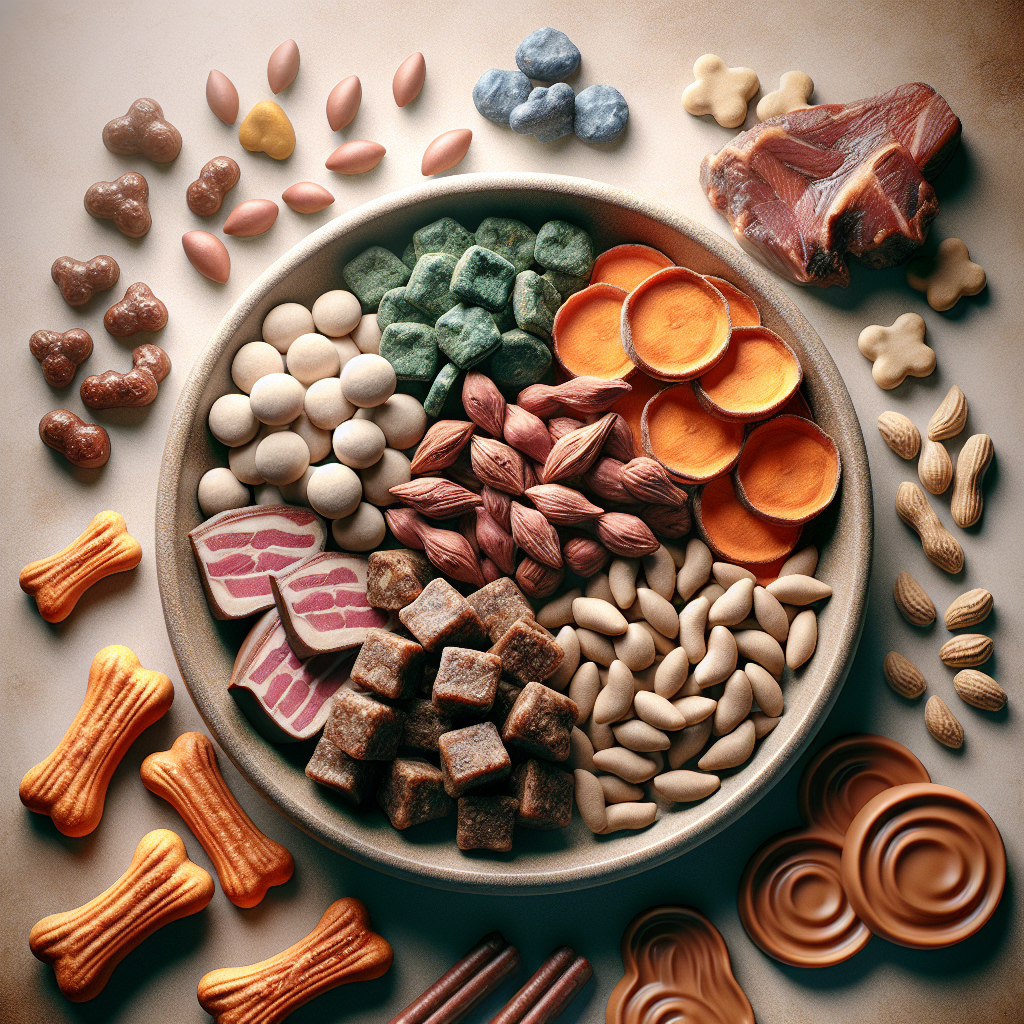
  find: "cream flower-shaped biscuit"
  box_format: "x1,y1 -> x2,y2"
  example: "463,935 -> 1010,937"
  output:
858,313 -> 936,390
682,55 -> 759,129
906,238 -> 987,311
756,72 -> 814,120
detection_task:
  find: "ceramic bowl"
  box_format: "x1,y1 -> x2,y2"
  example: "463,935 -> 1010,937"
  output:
156,172 -> 872,894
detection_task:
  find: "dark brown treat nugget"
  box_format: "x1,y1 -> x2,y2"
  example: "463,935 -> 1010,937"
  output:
350,628 -> 424,700
324,690 -> 405,760
433,647 -> 502,720
511,758 -> 573,830
457,795 -> 519,851
501,682 -> 578,761
367,548 -> 435,609
468,577 -> 535,642
377,758 -> 453,829
305,735 -> 382,805
399,578 -> 488,652
490,616 -> 563,686
438,721 -> 512,797
489,679 -> 524,730
401,698 -> 453,753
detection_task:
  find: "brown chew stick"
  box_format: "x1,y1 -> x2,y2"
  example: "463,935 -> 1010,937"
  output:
487,946 -> 592,1024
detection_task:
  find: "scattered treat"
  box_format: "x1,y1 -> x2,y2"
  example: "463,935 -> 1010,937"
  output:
432,647 -> 501,719
422,128 -> 473,176
206,69 -> 239,124
50,254 -> 119,307
351,628 -> 424,699
950,433 -> 994,528
473,69 -> 532,125
906,237 -> 986,311
516,27 -> 580,80
953,669 -> 1006,711
394,51 -> 426,107
439,721 -> 511,796
944,587 -> 993,629
306,734 -> 383,803
895,481 -> 964,573
102,97 -> 181,163
574,84 -> 629,143
927,384 -> 968,442
327,75 -> 362,130
223,198 -> 279,237
925,693 -> 964,748
283,180 -> 336,213
490,946 -> 591,1024
267,38 -> 299,93
238,100 -> 296,160
918,436 -> 953,494
938,632 -> 992,668
511,757 -> 573,828
681,54 -> 759,128
38,409 -> 110,469
510,83 -> 576,142
756,71 -> 814,120
103,282 -> 168,337
80,343 -> 169,408
378,757 -> 452,827
30,328 -> 93,387
326,139 -> 387,174
858,312 -> 935,389
186,155 -> 240,216
893,570 -> 936,626
84,171 -> 151,238
877,410 -> 921,458
182,230 -> 231,283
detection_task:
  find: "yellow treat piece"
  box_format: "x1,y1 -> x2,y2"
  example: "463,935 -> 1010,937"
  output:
238,101 -> 295,160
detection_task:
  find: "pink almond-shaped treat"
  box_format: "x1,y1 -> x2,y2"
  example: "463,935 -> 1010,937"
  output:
182,231 -> 230,283
327,75 -> 362,131
268,39 -> 300,94
223,199 -> 280,237
393,51 -> 426,107
282,182 -> 336,214
206,70 -> 239,125
326,140 -> 386,175
422,129 -> 473,176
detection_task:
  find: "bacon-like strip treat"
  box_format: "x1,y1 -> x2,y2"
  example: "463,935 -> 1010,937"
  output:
487,946 -> 592,1024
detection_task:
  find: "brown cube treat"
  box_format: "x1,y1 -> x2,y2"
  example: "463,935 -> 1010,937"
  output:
490,616 -> 563,686
457,795 -> 520,851
399,578 -> 488,652
432,647 -> 502,720
438,721 -> 512,797
501,681 -> 578,761
377,758 -> 453,829
468,578 -> 535,642
350,628 -> 424,699
305,735 -> 382,805
511,758 -> 573,830
367,549 -> 435,609
489,679 -> 524,730
324,690 -> 405,760
402,698 -> 453,753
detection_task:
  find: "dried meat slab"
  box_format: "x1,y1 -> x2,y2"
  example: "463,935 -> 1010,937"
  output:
700,83 -> 962,287
189,504 -> 327,620
229,608 -> 354,742
271,551 -> 391,658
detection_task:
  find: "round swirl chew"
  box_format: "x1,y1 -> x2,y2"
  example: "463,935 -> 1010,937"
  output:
840,783 -> 1006,949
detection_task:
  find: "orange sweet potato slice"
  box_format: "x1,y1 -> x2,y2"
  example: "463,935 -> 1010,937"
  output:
591,244 -> 674,291
622,266 -> 731,381
704,276 -> 761,327
552,282 -> 635,380
734,414 -> 841,525
612,370 -> 661,451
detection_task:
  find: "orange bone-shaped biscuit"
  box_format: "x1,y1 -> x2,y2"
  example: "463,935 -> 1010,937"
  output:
19,510 -> 142,623
141,732 -> 294,907
197,897 -> 393,1024
20,646 -> 174,836
30,829 -> 214,1002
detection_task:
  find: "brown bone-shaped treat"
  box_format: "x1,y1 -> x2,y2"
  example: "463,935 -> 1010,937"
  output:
39,409 -> 110,469
187,156 -> 241,215
19,645 -> 174,835
197,897 -> 393,1024
30,329 -> 93,387
50,255 -> 120,306
30,829 -> 213,1002
102,97 -> 182,163
104,282 -> 168,336
141,732 -> 294,908
80,344 -> 170,409
84,171 -> 151,238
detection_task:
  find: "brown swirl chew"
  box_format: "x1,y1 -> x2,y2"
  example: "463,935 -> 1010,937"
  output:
488,946 -> 591,1024
607,906 -> 753,1024
29,829 -> 213,1001
140,732 -> 294,907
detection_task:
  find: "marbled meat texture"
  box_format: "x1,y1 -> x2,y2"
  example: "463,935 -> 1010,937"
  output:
189,504 -> 327,620
271,551 -> 390,658
700,83 -> 961,287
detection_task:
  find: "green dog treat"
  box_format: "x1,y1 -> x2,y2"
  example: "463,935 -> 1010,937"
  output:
413,217 -> 476,260
401,241 -> 418,269
543,269 -> 590,300
377,287 -> 436,331
475,217 -> 538,273
380,322 -> 439,381
486,329 -> 553,389
436,303 -> 502,369
343,246 -> 412,312
451,246 -> 517,313
406,253 -> 461,320
424,362 -> 461,418
534,221 -> 594,277
512,270 -> 562,341
490,302 -> 517,334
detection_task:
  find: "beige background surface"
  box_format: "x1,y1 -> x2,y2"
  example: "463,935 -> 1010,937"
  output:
2,1 -> 1022,1021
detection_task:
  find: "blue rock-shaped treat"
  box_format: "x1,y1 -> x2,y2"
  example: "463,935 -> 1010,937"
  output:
509,84 -> 575,143
515,27 -> 581,82
574,84 -> 629,143
473,69 -> 533,126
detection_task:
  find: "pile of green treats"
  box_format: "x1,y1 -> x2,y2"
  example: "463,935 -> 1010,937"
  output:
342,216 -> 596,415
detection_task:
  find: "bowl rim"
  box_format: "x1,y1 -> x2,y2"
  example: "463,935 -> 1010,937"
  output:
156,171 -> 872,893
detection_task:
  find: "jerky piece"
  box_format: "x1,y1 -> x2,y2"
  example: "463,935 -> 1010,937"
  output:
511,758 -> 573,829
377,758 -> 453,829
305,735 -> 382,804
366,549 -> 435,610
350,628 -> 424,700
468,577 -> 535,643
490,617 -> 563,686
399,578 -> 488,651
401,698 -> 453,753
432,647 -> 502,720
324,690 -> 405,760
438,721 -> 512,797
501,682 -> 578,761
457,795 -> 519,851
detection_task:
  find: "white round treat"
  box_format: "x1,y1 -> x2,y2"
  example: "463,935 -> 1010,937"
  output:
198,468 -> 250,517
208,393 -> 259,447
279,466 -> 315,506
333,419 -> 386,468
331,336 -> 361,372
312,290 -> 362,338
286,333 -> 341,386
231,341 -> 285,394
360,448 -> 411,506
350,313 -> 382,354
332,502 -> 386,551
255,430 -> 311,485
255,484 -> 284,505
228,433 -> 265,485
290,411 -> 333,463
370,393 -> 428,449
249,373 -> 305,426
341,353 -> 397,408
307,463 -> 363,519
262,302 -> 315,354
305,378 -> 356,430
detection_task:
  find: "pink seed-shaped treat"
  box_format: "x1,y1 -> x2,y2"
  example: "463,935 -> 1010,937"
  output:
282,182 -> 336,214
268,39 -> 300,94
422,129 -> 473,176
223,199 -> 279,237
325,140 -> 386,174
327,75 -> 362,131
182,231 -> 230,283
393,51 -> 426,107
206,70 -> 239,125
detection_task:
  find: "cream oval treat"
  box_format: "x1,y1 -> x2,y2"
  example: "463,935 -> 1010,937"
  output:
350,313 -> 382,354
366,393 -> 427,449
306,463 -> 362,519
208,393 -> 259,447
254,430 -> 310,485
332,502 -> 387,551
198,467 -> 250,517
333,418 -> 386,468
360,448 -> 411,506
290,411 -> 332,463
231,341 -> 285,394
341,353 -> 397,408
682,54 -> 759,128
304,378 -> 356,430
312,290 -> 362,338
286,333 -> 341,385
248,372 -> 305,425
262,302 -> 315,354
